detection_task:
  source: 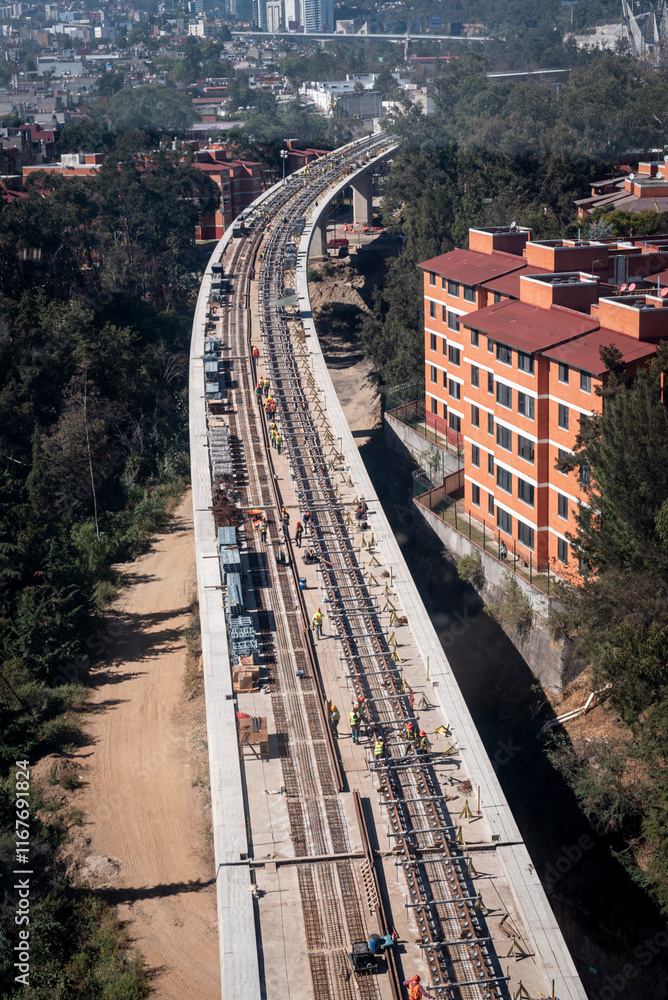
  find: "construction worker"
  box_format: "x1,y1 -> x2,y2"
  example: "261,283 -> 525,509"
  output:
263,377 -> 270,396
281,506 -> 290,533
329,703 -> 340,738
295,521 -> 303,547
252,345 -> 259,360
312,607 -> 323,639
255,382 -> 263,402
373,732 -> 385,762
417,731 -> 431,755
350,704 -> 360,744
356,694 -> 368,734
275,431 -> 282,455
259,517 -> 267,543
405,721 -> 417,746
270,426 -> 276,448
404,974 -> 435,1000
303,510 -> 311,530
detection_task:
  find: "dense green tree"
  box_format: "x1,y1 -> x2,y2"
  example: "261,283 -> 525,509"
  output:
95,85 -> 198,136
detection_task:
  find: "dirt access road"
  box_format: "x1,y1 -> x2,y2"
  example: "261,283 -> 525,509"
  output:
76,491 -> 220,1000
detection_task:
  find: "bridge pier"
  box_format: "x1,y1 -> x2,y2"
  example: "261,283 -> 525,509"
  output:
351,171 -> 372,226
309,218 -> 328,258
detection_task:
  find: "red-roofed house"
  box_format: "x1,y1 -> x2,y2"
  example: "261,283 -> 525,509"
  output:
420,226 -> 668,575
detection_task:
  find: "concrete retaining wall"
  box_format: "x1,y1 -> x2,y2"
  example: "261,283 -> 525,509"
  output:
384,410 -> 462,477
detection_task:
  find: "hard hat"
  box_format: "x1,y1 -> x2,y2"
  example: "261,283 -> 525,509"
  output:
406,721 -> 413,728
358,694 -> 365,702
420,731 -> 426,737
353,703 -> 359,709
412,975 -> 420,983
317,607 -> 321,612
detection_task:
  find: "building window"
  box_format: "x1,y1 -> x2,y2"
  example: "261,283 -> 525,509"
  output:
558,537 -> 568,563
429,301 -> 436,319
496,343 -> 512,365
471,329 -> 479,347
443,401 -> 448,419
430,333 -> 437,352
580,463 -> 591,488
487,371 -> 494,394
517,351 -> 534,374
488,493 -> 495,516
518,392 -> 534,420
496,382 -> 512,409
471,483 -> 481,506
429,271 -> 436,286
580,371 -> 591,393
517,519 -> 534,550
449,344 -> 461,366
442,370 -> 447,388
449,379 -> 461,400
517,477 -> 534,507
558,448 -> 569,474
448,280 -> 459,297
463,284 -> 475,303
472,444 -> 480,467
442,337 -> 447,355
471,405 -> 480,427
442,304 -> 447,323
497,507 -> 512,534
558,362 -> 569,384
487,337 -> 494,354
517,434 -> 534,463
448,311 -> 460,332
488,452 -> 494,476
471,365 -> 479,388
496,424 -> 513,451
487,412 -> 494,435
430,365 -> 437,383
496,424 -> 512,451
449,412 -> 461,433
557,493 -> 568,519
558,404 -> 569,430
493,292 -> 502,303
442,276 -> 446,289
497,466 -> 512,494
431,397 -> 438,414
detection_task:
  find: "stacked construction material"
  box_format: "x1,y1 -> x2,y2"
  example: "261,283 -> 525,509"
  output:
209,423 -> 233,478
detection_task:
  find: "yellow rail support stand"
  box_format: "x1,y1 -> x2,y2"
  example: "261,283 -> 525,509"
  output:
507,938 -> 530,959
441,743 -> 458,757
348,475 -> 354,487
466,858 -> 479,878
514,981 -> 534,998
433,724 -> 452,737
383,599 -> 397,613
345,511 -> 353,525
388,632 -> 398,649
455,825 -> 465,845
389,608 -> 400,626
391,646 -> 402,663
366,573 -> 379,587
459,800 -> 473,819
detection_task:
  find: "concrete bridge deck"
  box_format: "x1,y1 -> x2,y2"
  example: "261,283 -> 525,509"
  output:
189,133 -> 587,1000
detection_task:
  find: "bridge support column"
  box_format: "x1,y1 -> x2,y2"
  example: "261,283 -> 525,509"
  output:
310,219 -> 328,258
351,172 -> 372,225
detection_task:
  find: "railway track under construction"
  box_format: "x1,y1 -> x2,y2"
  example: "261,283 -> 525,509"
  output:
193,132 -> 587,1000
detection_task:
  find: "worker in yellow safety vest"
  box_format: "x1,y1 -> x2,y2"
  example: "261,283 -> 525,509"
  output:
350,705 -> 360,744
312,607 -> 323,639
373,733 -> 385,760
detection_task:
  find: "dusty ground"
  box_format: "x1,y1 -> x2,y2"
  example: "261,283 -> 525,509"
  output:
64,491 -> 220,1000
309,257 -> 383,445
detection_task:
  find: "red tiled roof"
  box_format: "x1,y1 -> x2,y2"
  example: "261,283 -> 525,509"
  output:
480,264 -> 544,298
418,247 -> 526,285
459,299 -> 598,353
541,327 -> 656,376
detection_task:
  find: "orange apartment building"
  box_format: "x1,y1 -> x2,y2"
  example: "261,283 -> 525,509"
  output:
420,227 -> 668,574
192,148 -> 262,240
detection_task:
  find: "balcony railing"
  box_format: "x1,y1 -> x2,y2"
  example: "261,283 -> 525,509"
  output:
414,486 -> 557,598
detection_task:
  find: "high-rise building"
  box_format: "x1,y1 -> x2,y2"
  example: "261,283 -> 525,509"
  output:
283,0 -> 299,28
252,0 -> 266,29
302,0 -> 333,32
266,0 -> 282,31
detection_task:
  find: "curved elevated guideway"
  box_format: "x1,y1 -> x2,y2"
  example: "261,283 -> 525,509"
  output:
189,133 -> 588,1000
